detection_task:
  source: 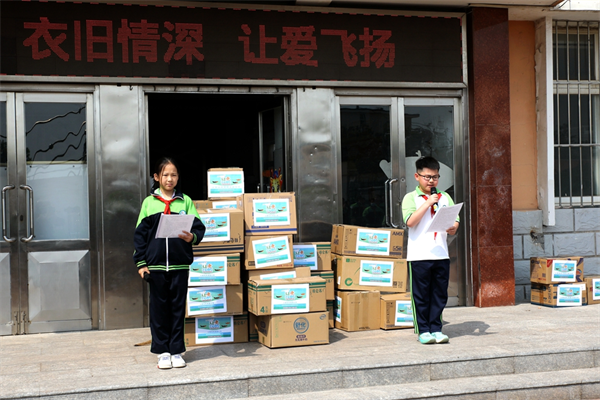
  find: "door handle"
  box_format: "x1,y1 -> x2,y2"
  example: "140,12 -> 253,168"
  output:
388,178 -> 400,228
2,185 -> 15,242
384,179 -> 390,227
19,185 -> 34,242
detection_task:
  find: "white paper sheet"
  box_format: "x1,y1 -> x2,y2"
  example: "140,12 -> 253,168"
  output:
426,203 -> 463,233
155,214 -> 195,238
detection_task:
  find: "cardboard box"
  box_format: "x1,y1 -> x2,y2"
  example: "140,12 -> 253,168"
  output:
247,266 -> 311,281
327,300 -> 334,329
380,293 -> 414,330
311,270 -> 335,300
333,255 -> 408,293
293,242 -> 332,270
194,199 -> 239,211
256,311 -> 330,348
249,312 -> 259,342
194,209 -> 244,255
584,276 -> 600,305
530,257 -> 584,284
244,235 -> 294,270
530,282 -> 587,307
335,290 -> 380,332
186,284 -> 243,317
239,192 -> 297,236
184,313 -> 248,347
207,168 -> 244,199
247,276 -> 327,316
189,253 -> 241,286
331,224 -> 406,259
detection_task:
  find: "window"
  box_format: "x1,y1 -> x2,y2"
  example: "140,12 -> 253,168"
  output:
553,21 -> 600,207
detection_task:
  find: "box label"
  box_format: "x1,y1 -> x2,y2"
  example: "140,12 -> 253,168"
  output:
259,270 -> 297,280
212,200 -> 237,209
189,256 -> 228,286
335,296 -> 342,322
293,316 -> 310,335
253,199 -> 291,226
355,228 -> 391,256
359,259 -> 394,287
194,316 -> 234,344
293,244 -> 318,270
551,260 -> 577,282
594,279 -> 600,301
187,286 -> 227,315
395,300 -> 414,326
252,236 -> 292,268
207,171 -> 244,197
271,283 -> 310,314
557,284 -> 583,306
200,213 -> 231,242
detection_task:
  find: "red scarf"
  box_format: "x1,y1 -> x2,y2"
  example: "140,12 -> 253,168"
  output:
156,196 -> 176,215
422,192 -> 442,239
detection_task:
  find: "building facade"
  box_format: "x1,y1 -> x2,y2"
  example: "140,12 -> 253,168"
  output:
0,0 -> 597,335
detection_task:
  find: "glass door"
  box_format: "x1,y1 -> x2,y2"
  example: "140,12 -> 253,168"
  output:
338,96 -> 465,305
339,97 -> 398,228
1,92 -> 95,335
258,102 -> 289,193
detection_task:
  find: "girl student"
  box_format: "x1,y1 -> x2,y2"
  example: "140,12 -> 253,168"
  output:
133,157 -> 205,369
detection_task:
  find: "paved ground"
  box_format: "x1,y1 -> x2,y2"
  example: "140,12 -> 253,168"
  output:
1,303 -> 599,399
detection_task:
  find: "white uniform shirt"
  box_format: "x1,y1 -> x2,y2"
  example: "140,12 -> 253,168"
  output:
401,187 -> 457,262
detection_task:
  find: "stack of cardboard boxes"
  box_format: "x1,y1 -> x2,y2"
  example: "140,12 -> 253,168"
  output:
243,192 -> 329,348
530,256 -> 588,307
183,168 -> 247,348
331,224 -> 413,331
293,242 -> 335,328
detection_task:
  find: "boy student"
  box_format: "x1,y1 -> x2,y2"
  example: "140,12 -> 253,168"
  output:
401,156 -> 459,345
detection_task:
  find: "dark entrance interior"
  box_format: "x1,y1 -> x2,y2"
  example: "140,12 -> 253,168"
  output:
148,93 -> 287,200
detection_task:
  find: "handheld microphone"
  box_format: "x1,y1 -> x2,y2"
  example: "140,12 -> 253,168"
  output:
430,187 -> 439,212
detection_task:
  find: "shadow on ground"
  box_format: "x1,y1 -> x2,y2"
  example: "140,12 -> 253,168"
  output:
443,320 -> 497,338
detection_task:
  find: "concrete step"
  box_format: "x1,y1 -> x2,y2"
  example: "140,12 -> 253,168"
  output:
11,348 -> 597,400
242,367 -> 600,400
3,304 -> 599,399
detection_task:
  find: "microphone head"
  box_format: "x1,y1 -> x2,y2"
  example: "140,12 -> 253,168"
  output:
430,187 -> 438,195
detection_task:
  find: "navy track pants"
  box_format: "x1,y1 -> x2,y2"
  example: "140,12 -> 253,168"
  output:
148,269 -> 189,355
409,259 -> 450,335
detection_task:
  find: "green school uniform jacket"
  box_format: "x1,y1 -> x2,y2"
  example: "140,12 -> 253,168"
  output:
133,188 -> 205,272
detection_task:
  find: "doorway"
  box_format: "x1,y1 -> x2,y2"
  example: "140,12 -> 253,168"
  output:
147,93 -> 289,199
0,92 -> 96,335
337,96 -> 466,305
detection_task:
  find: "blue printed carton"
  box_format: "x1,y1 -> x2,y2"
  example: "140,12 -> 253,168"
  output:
240,193 -> 297,236
530,257 -> 584,284
331,224 -> 405,259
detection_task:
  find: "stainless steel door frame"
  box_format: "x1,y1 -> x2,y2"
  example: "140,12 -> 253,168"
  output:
2,92 -> 19,335
398,97 -> 467,306
5,92 -> 97,334
335,94 -> 468,306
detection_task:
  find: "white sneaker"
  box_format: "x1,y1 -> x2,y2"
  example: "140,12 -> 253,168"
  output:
157,352 -> 172,369
171,354 -> 186,368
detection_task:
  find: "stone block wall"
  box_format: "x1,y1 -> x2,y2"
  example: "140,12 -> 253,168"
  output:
513,208 -> 600,303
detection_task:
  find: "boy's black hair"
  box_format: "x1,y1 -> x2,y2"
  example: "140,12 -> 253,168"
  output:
415,156 -> 440,172
151,157 -> 180,191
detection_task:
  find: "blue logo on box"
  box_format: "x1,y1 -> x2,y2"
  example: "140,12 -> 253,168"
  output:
294,317 -> 309,333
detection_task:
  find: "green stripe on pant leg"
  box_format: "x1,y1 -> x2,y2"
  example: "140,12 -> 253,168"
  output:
409,261 -> 419,336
